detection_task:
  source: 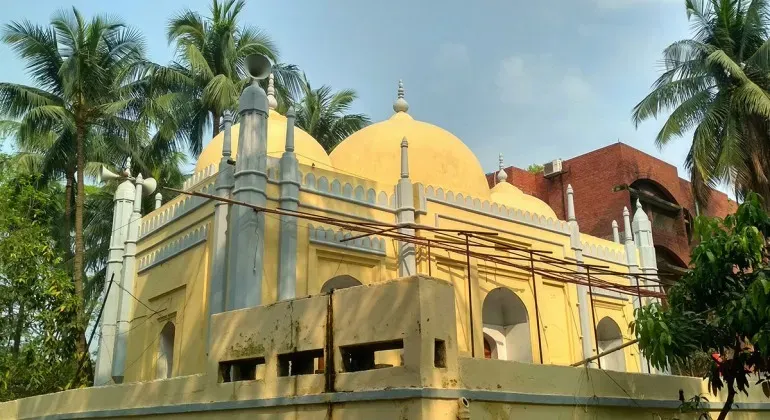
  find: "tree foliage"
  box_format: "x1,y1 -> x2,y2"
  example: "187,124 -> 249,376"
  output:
526,163 -> 544,174
291,75 -> 370,152
632,0 -> 770,207
0,157 -> 80,401
163,0 -> 302,154
633,193 -> 770,419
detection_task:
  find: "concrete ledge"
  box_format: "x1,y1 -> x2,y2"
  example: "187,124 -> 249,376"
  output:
24,387 -> 770,419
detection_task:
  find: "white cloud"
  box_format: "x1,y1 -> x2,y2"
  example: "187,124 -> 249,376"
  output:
496,55 -> 595,108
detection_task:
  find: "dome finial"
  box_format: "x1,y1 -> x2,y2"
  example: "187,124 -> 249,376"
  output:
267,73 -> 277,110
393,79 -> 409,113
496,153 -> 508,183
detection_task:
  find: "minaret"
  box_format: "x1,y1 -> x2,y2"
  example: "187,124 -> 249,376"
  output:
496,153 -> 508,184
277,107 -> 300,300
112,173 -> 155,383
207,110 -> 235,351
94,174 -> 134,386
226,67 -> 270,310
611,220 -> 620,243
632,200 -> 659,301
396,137 -> 416,277
622,206 -> 649,374
567,185 -> 596,367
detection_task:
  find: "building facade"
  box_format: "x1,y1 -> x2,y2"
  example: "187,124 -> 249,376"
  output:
2,74 -> 767,419
489,143 -> 737,278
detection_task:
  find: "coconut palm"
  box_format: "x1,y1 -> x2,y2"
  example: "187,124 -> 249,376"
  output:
0,8 -> 150,374
292,76 -> 371,152
164,0 -> 302,155
632,0 -> 770,206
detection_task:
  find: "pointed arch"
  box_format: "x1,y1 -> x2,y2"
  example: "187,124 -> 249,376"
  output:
597,317 -> 626,372
482,287 -> 532,363
156,321 -> 176,379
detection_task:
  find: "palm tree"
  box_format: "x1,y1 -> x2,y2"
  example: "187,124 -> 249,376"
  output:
292,76 -> 371,152
165,0 -> 302,155
0,8 -> 149,377
632,0 -> 770,206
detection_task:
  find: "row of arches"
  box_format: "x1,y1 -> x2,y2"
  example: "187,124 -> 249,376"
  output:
153,276 -> 627,379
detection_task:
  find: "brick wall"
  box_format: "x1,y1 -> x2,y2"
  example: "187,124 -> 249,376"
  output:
487,143 -> 738,266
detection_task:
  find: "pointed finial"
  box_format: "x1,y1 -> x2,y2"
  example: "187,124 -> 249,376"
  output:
155,192 -> 162,210
633,199 -> 650,223
566,184 -> 576,222
400,137 -> 409,179
393,79 -> 409,113
222,110 -> 233,157
267,73 -> 277,110
285,106 -> 296,152
611,220 -> 620,243
623,206 -> 633,244
496,153 -> 508,183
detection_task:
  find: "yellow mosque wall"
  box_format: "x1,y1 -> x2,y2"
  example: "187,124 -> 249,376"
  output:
120,149 -> 647,382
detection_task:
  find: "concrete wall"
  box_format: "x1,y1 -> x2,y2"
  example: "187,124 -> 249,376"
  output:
3,276 -> 769,420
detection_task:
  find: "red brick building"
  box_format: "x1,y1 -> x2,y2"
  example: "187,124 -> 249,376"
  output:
488,143 -> 737,275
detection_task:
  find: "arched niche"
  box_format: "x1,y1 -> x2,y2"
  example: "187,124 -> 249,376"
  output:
597,317 -> 626,372
481,287 -> 532,363
320,275 -> 362,294
156,321 -> 176,379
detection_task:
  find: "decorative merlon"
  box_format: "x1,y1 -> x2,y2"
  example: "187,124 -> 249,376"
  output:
301,172 -> 395,210
140,180 -> 216,238
424,186 -> 572,235
138,224 -> 209,272
308,224 -> 386,256
182,164 -> 217,191
580,241 -> 627,264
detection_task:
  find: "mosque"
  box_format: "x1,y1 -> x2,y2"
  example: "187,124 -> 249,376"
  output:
2,63 -> 769,419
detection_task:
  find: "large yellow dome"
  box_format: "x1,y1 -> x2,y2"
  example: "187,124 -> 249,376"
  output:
330,111 -> 490,198
194,110 -> 332,172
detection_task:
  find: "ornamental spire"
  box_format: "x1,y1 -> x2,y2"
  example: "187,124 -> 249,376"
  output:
393,79 -> 409,113
267,73 -> 277,110
496,153 -> 508,183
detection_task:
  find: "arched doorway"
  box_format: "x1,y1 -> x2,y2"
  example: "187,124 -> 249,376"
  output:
156,321 -> 175,379
597,317 -> 626,372
320,275 -> 362,293
481,288 -> 532,362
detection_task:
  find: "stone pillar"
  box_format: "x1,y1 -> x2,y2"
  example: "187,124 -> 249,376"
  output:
154,192 -> 162,210
277,107 -> 299,300
111,174 -> 148,383
207,111 -> 235,352
396,137 -> 416,277
567,185 -> 597,367
226,80 -> 269,310
623,206 -> 649,374
94,179 -> 134,386
612,220 -> 620,243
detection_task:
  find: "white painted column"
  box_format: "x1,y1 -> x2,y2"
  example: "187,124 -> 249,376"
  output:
623,206 -> 649,374
207,111 -> 235,352
396,137 -> 416,277
567,185 -> 597,367
94,179 -> 134,386
111,174 -> 152,383
277,107 -> 300,300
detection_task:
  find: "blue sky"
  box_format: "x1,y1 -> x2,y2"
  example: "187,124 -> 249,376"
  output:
0,0 -> 694,181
